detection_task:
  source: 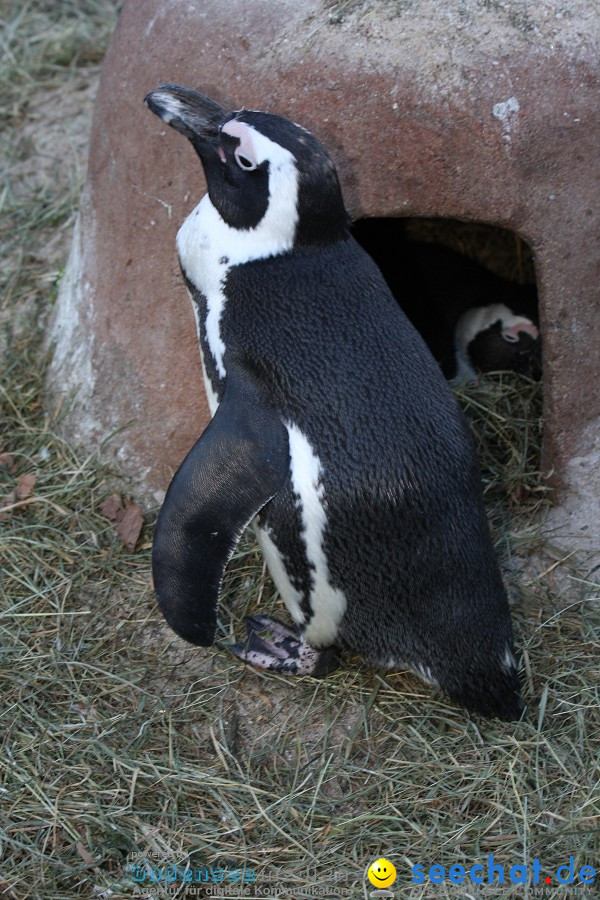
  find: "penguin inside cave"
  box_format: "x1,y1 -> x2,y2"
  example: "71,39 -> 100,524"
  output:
352,217 -> 541,384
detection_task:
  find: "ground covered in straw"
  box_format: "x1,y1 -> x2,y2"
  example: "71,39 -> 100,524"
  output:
1,3 -> 599,898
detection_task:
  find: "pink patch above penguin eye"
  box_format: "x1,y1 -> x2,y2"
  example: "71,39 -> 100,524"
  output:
501,320 -> 539,343
222,119 -> 259,171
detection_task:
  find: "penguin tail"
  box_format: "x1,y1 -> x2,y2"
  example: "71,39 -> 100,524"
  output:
444,663 -> 525,721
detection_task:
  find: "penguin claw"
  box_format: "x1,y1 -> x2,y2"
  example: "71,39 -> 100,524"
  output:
230,615 -> 338,676
244,614 -> 301,641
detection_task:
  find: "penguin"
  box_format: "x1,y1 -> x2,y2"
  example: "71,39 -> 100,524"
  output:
452,302 -> 540,383
352,220 -> 541,382
145,84 -> 524,720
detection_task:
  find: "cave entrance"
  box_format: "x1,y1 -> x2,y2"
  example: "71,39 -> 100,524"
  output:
351,217 -> 539,383
351,217 -> 544,518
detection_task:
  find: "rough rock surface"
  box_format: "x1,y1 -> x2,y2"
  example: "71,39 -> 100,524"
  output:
46,0 -> 600,544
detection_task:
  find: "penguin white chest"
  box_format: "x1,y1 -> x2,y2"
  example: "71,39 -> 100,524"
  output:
177,197 -> 230,382
176,130 -> 300,391
283,424 -> 347,647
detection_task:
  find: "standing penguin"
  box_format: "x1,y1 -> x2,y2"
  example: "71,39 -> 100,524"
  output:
145,85 -> 524,720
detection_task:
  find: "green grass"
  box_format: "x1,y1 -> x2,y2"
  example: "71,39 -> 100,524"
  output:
1,3 -> 599,898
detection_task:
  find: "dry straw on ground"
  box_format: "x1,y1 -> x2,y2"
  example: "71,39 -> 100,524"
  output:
1,3 -> 599,898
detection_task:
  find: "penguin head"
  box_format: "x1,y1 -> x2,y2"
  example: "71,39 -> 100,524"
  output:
454,303 -> 541,380
145,84 -> 349,248
467,317 -> 542,378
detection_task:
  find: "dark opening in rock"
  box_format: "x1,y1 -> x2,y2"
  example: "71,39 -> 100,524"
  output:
352,217 -> 540,384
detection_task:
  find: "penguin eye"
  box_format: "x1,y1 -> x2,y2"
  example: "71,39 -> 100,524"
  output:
234,149 -> 258,171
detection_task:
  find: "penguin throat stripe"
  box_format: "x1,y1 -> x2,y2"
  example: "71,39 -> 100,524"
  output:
176,126 -> 300,382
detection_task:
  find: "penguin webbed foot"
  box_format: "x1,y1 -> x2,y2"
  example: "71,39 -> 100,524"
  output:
230,615 -> 338,677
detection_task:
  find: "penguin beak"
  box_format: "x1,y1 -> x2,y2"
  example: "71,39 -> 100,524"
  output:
144,84 -> 228,148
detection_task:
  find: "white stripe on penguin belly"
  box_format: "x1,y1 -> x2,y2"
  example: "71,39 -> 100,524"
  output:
183,285 -> 220,416
285,423 -> 347,647
254,524 -> 305,626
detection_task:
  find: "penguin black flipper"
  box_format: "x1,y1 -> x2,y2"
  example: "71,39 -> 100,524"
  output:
151,365 -> 289,646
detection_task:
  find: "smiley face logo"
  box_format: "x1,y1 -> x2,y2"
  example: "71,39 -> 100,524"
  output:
367,858 -> 397,888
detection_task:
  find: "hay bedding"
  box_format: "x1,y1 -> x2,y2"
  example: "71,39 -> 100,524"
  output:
1,3 -> 598,897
